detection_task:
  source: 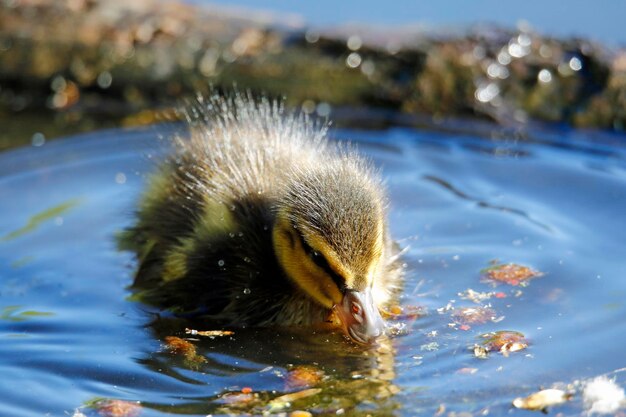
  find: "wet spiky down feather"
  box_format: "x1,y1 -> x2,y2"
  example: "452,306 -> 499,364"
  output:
124,93 -> 402,327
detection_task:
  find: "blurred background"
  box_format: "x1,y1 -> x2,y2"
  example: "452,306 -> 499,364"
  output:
1,0 -> 625,150
205,0 -> 626,46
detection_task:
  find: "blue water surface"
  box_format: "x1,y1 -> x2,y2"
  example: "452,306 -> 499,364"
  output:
0,123 -> 625,416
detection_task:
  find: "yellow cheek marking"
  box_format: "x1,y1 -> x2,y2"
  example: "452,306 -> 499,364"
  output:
273,216 -> 343,308
304,231 -> 353,286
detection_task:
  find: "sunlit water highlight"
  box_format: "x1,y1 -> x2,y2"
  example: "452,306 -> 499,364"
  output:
0,125 -> 625,416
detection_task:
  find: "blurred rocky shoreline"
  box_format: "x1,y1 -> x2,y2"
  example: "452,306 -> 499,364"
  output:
1,0 -> 625,149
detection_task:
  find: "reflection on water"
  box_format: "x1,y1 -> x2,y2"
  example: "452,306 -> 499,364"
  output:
1,199 -> 81,242
0,125 -> 625,416
422,174 -> 553,232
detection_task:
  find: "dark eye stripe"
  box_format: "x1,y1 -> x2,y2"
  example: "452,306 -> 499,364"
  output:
297,232 -> 346,293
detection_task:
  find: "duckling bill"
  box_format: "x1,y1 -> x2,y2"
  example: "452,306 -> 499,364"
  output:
125,94 -> 402,344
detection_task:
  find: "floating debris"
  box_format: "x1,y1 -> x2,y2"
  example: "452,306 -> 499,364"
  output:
583,376 -> 625,414
92,399 -> 142,417
215,391 -> 259,408
458,288 -> 498,303
512,389 -> 572,412
286,365 -> 324,389
164,336 -> 207,367
456,367 -> 478,375
482,263 -> 543,286
477,331 -> 528,357
164,336 -> 196,355
381,304 -> 425,320
386,321 -> 409,337
420,342 -> 440,352
451,306 -> 498,327
473,344 -> 489,359
266,388 -> 322,412
185,328 -> 234,337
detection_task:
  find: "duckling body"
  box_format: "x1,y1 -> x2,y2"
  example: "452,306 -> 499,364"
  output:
127,95 -> 402,342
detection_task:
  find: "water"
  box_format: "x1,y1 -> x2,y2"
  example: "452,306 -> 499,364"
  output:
1,124 -> 625,416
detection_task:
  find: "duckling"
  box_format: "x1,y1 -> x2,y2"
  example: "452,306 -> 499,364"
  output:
125,93 -> 403,344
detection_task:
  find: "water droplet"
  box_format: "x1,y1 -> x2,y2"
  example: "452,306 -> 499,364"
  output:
347,35 -> 362,51
361,59 -> 375,77
115,172 -> 127,184
302,99 -> 316,114
538,69 -> 552,83
31,132 -> 45,147
50,76 -> 66,92
305,30 -> 319,43
539,44 -> 553,58
97,71 -> 113,89
238,232 -> 244,237
229,233 -> 235,238
346,52 -> 362,68
243,288 -> 251,295
316,102 -> 331,117
475,82 -> 500,103
473,45 -> 486,60
497,49 -> 511,65
243,257 -> 251,263
217,260 -> 225,267
508,41 -> 529,58
569,56 -> 582,71
517,33 -> 532,47
487,63 -> 509,79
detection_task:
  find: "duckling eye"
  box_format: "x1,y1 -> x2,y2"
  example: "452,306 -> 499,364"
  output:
309,250 -> 324,266
298,235 -> 346,293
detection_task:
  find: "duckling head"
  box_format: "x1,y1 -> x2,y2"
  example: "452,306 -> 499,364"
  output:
273,159 -> 388,344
